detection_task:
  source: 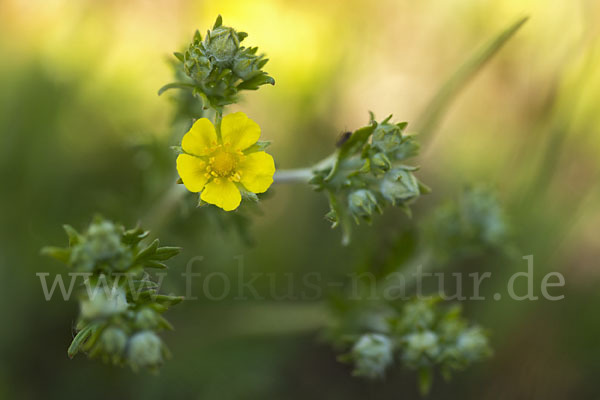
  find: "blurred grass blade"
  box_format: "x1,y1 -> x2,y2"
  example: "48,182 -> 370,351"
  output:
415,16 -> 529,142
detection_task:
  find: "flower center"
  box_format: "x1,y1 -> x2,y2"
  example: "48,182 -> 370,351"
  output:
205,144 -> 244,181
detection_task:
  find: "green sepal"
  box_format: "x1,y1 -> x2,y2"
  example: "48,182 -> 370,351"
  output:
239,188 -> 259,203
243,140 -> 271,154
193,29 -> 202,42
213,15 -> 223,29
324,209 -> 338,226
418,181 -> 432,195
173,52 -> 184,62
197,196 -> 208,207
157,315 -> 175,331
170,146 -> 184,154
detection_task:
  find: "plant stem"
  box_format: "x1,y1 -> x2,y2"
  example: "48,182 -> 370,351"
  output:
273,168 -> 314,184
273,153 -> 337,184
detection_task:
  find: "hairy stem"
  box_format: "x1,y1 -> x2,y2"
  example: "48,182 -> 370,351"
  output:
273,152 -> 337,184
273,168 -> 314,184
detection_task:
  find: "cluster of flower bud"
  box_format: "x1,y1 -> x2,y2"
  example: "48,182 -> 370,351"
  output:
395,299 -> 491,375
161,16 -> 274,109
42,217 -> 183,371
338,298 -> 490,393
427,186 -> 508,259
310,114 -> 428,244
350,333 -> 394,378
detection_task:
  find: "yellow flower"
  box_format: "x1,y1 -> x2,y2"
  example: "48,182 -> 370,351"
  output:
176,112 -> 275,211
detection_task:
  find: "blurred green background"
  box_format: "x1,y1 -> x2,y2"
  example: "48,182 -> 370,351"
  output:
1,0 -> 599,398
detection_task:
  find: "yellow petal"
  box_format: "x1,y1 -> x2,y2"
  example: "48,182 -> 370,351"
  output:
176,154 -> 209,192
182,118 -> 217,156
239,151 -> 275,193
221,112 -> 260,151
200,178 -> 242,211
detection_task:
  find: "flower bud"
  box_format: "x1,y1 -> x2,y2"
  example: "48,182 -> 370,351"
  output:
134,307 -> 159,330
127,331 -> 163,368
206,26 -> 240,66
403,330 -> 440,364
69,219 -> 133,272
179,17 -> 274,107
400,299 -> 436,330
351,334 -> 394,378
348,189 -> 380,221
372,123 -> 402,153
80,287 -> 128,320
380,168 -> 420,205
233,55 -> 266,81
370,152 -> 392,173
455,327 -> 489,361
184,49 -> 211,82
100,326 -> 128,355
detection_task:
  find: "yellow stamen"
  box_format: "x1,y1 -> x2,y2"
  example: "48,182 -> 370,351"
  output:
204,143 -> 242,180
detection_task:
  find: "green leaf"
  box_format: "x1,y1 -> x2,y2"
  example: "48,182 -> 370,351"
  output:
130,280 -> 159,290
153,294 -> 184,307
144,260 -> 168,270
122,227 -> 150,245
237,73 -> 275,91
396,121 -> 408,131
41,246 -> 70,263
135,239 -> 159,261
81,324 -> 104,352
62,224 -> 81,246
68,324 -> 96,358
414,16 -> 528,142
326,125 -> 375,181
153,246 -> 182,261
158,82 -> 195,96
338,125 -> 375,160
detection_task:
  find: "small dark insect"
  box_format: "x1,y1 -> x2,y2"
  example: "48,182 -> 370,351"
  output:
336,131 -> 352,148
